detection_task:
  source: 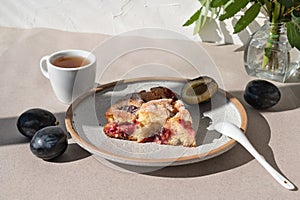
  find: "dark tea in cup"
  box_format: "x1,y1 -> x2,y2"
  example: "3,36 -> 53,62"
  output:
52,56 -> 90,68
40,49 -> 96,104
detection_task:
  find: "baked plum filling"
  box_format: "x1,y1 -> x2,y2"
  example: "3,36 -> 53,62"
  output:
178,119 -> 195,136
103,87 -> 197,147
104,122 -> 173,144
104,122 -> 136,139
139,128 -> 172,144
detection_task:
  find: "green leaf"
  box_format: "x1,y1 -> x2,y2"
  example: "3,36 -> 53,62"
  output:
210,0 -> 230,8
201,0 -> 210,28
272,1 -> 282,22
192,7 -> 205,34
293,10 -> 300,18
263,1 -> 272,15
278,0 -> 300,9
256,0 -> 265,5
219,0 -> 250,21
198,0 -> 207,4
234,3 -> 261,33
286,11 -> 300,50
183,9 -> 201,26
193,14 -> 202,34
278,0 -> 293,8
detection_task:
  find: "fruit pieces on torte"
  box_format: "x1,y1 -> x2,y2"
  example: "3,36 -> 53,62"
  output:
103,87 -> 196,147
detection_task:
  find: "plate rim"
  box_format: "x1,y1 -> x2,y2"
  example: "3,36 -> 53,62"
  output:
65,77 -> 248,166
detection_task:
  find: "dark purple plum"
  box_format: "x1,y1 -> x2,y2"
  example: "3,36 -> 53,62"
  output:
17,108 -> 57,138
30,126 -> 68,160
244,80 -> 281,109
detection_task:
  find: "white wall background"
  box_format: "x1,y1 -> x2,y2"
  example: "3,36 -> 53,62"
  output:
0,0 -> 266,45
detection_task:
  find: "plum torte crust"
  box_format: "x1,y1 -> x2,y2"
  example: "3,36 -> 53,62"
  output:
103,87 -> 197,147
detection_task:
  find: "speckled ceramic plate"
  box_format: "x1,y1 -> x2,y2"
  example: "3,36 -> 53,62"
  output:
65,77 -> 247,167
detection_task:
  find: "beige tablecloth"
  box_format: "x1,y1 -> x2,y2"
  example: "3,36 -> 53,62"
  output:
0,27 -> 299,199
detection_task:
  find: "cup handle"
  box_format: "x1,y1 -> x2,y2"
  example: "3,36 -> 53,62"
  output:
40,56 -> 50,79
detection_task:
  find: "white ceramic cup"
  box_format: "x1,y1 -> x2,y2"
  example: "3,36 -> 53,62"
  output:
40,49 -> 96,104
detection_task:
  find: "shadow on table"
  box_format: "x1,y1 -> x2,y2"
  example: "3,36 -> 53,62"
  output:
109,90 -> 294,181
0,112 -> 68,146
267,84 -> 300,112
50,143 -> 91,163
144,91 -> 272,177
0,112 -> 91,162
0,115 -> 30,146
2,84 -> 298,173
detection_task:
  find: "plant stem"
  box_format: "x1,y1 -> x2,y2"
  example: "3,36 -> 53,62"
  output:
261,23 -> 280,69
261,2 -> 283,69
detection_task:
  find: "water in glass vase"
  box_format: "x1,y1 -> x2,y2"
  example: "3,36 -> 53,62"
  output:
244,22 -> 300,82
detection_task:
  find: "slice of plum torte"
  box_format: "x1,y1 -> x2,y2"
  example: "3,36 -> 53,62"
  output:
103,87 -> 197,147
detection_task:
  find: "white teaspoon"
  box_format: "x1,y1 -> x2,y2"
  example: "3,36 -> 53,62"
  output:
214,122 -> 295,190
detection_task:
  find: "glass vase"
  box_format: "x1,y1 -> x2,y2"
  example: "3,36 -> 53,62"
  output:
244,22 -> 300,82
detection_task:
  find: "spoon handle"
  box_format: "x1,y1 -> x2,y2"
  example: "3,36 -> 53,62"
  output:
239,136 -> 295,190
215,122 -> 295,190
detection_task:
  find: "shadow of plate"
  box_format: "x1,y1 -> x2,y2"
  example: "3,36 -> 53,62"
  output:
95,91 -> 286,179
